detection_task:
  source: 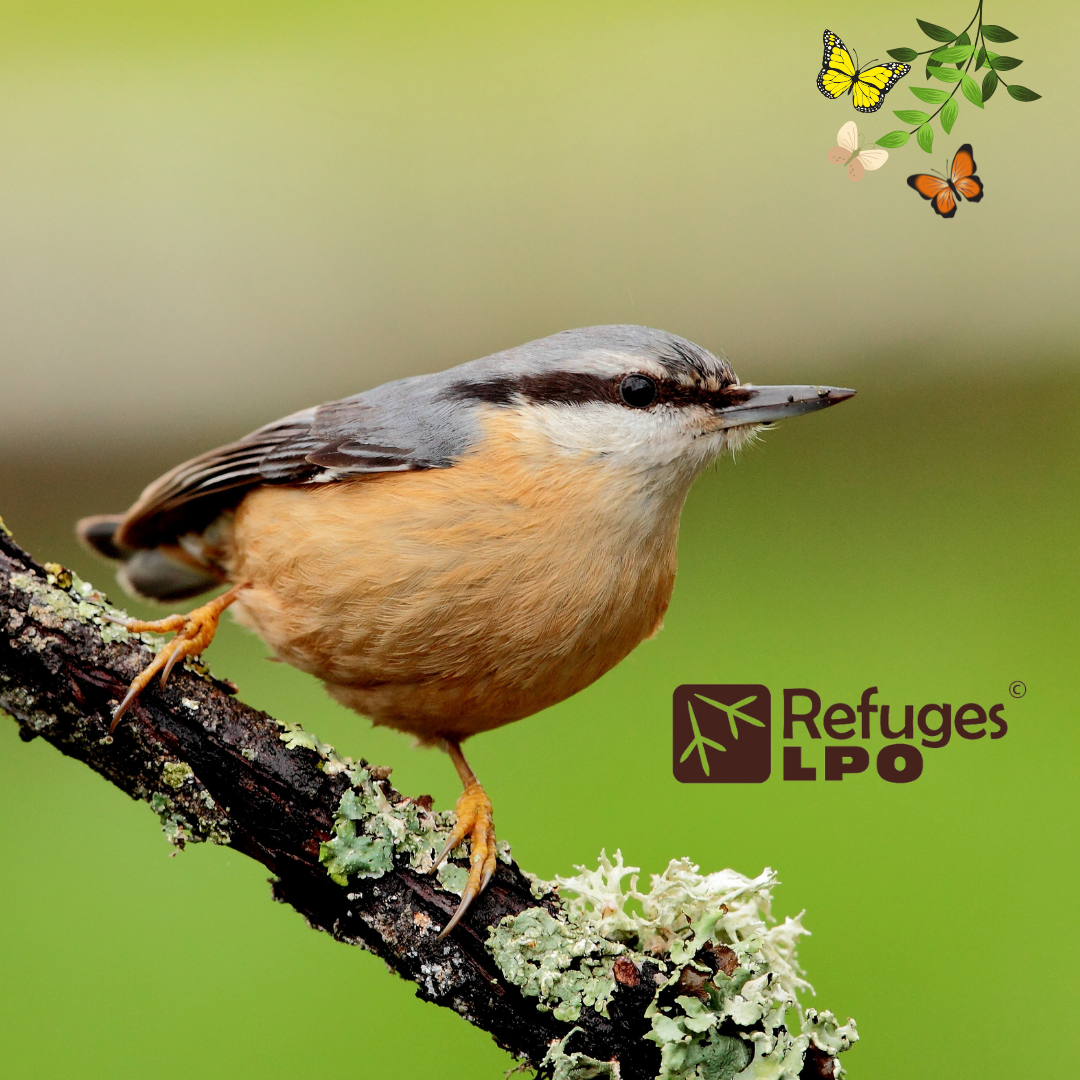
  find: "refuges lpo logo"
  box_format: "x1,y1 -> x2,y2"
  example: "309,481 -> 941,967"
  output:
673,685 -> 1009,784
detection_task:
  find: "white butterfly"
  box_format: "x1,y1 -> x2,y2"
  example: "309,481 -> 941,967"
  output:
827,121 -> 888,182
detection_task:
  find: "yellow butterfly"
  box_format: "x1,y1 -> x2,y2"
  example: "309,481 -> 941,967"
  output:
817,30 -> 910,113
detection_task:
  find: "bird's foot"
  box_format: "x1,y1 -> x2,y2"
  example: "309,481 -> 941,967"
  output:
432,779 -> 496,938
107,584 -> 245,731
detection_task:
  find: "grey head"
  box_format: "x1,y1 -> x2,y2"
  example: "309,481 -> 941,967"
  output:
84,325 -> 854,553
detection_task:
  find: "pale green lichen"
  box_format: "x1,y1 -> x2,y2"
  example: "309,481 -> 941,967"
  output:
801,1008 -> 857,1058
299,714 -> 855,1076
490,852 -> 857,1080
278,720 -> 336,757
43,562 -> 73,590
2,563 -> 233,848
437,862 -> 470,894
318,765 -> 479,889
487,906 -> 623,1023
149,785 -> 231,848
319,784 -> 397,882
162,760 -> 194,789
0,683 -> 59,735
278,719 -> 510,900
6,568 -> 161,647
651,1002 -> 753,1080
277,720 -> 363,778
150,791 -> 191,846
523,868 -> 557,901
538,1030 -> 620,1079
3,555 -> 855,1075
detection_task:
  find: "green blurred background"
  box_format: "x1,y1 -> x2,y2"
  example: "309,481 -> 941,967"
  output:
1,1 -> 1076,1077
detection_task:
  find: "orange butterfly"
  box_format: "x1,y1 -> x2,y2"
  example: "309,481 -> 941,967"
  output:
907,144 -> 984,218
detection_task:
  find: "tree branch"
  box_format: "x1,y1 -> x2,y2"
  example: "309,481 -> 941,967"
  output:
0,519 -> 855,1079
0,520 -> 665,1074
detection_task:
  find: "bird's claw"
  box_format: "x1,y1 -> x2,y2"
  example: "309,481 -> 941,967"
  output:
433,779 -> 496,938
108,586 -> 243,732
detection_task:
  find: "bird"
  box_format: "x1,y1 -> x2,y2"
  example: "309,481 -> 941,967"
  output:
77,325 -> 854,936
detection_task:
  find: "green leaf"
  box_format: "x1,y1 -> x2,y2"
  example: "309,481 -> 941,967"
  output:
982,25 -> 1018,43
916,124 -> 934,153
931,44 -> 975,63
888,47 -> 918,62
929,66 -> 963,82
941,97 -> 959,134
961,73 -> 984,109
953,31 -> 970,67
975,46 -> 987,70
909,86 -> 949,103
894,109 -> 931,124
1007,84 -> 1042,102
990,56 -> 1023,71
917,18 -> 956,42
876,130 -> 911,148
982,70 -> 998,101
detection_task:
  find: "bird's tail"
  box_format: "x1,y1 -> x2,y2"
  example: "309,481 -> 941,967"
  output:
76,514 -> 223,602
77,514 -> 127,560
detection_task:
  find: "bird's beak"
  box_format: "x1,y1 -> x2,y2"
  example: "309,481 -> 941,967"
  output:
717,384 -> 856,428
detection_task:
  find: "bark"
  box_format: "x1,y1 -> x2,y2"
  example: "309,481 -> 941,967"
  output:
0,521 -> 664,1077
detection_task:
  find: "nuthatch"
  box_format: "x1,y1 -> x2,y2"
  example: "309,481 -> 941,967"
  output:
77,325 -> 853,935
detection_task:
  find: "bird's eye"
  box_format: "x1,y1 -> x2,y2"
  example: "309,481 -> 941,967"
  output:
619,374 -> 657,408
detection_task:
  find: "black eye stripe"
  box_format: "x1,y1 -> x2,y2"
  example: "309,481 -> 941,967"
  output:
447,372 -> 614,407
447,372 -> 751,410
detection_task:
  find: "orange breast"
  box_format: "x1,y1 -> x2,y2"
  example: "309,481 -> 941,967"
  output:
226,411 -> 687,741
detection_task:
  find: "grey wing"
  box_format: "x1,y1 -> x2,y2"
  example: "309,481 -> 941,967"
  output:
116,377 -> 477,550
102,323 -> 713,551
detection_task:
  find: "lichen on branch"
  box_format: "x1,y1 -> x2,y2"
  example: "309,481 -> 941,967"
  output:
487,851 -> 857,1079
0,518 -> 856,1079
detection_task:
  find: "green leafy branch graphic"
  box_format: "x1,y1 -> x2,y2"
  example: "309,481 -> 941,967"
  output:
678,694 -> 766,777
877,2 -> 1041,154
